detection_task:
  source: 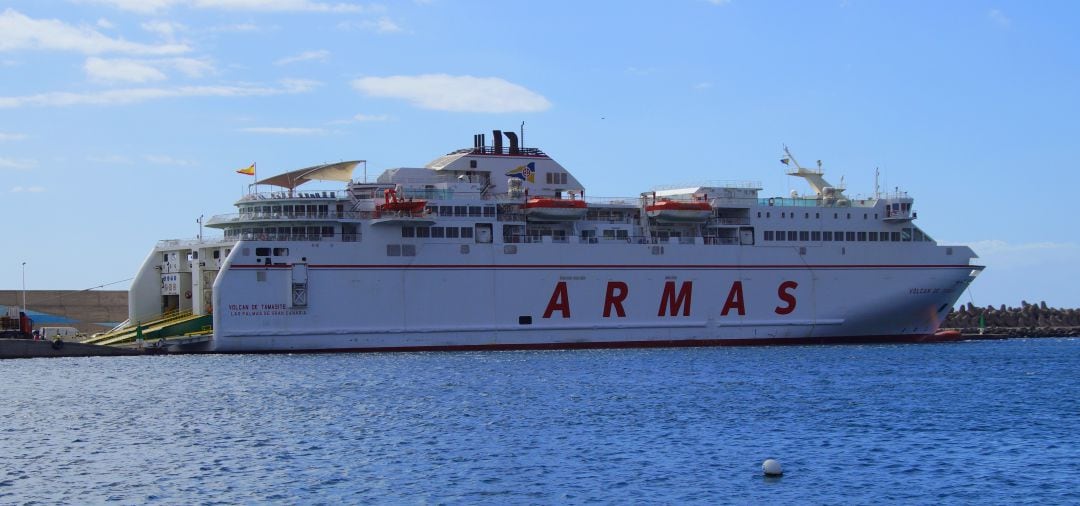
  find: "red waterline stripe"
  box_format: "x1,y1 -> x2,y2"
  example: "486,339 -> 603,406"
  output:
230,263 -> 979,270
197,333 -> 959,355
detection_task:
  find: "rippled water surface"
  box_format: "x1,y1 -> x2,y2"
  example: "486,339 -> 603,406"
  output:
2,339 -> 1077,504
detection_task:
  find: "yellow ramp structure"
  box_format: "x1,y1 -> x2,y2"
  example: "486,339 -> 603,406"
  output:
83,310 -> 212,346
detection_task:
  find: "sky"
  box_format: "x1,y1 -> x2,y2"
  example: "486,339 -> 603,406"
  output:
2,0 -> 1079,309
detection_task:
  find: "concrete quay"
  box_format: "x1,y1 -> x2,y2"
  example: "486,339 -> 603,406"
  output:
0,339 -> 146,359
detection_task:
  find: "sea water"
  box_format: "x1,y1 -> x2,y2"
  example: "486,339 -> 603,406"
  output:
1,339 -> 1077,504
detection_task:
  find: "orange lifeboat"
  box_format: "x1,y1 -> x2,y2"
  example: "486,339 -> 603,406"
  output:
377,188 -> 426,214
645,200 -> 712,222
523,197 -> 588,221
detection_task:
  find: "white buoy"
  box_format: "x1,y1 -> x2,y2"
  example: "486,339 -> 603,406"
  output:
762,459 -> 783,476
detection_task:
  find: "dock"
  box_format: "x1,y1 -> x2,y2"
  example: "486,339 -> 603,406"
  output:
0,339 -> 145,359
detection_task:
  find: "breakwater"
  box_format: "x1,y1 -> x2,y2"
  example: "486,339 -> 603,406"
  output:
944,301 -> 1080,338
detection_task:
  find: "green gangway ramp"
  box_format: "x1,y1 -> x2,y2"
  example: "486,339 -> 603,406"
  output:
83,310 -> 212,346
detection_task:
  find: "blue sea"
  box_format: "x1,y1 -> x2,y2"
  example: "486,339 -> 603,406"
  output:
2,339 -> 1077,504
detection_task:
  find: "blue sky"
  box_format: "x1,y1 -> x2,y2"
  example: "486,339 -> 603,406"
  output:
2,0 -> 1078,309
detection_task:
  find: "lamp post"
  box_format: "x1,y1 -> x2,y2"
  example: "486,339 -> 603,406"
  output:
21,261 -> 26,313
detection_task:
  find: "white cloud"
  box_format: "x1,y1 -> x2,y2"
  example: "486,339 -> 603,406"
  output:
351,74 -> 551,113
141,20 -> 187,39
85,57 -> 168,83
210,22 -> 261,32
274,49 -> 329,65
10,186 -> 45,193
84,56 -> 214,82
87,154 -> 132,164
240,127 -> 328,135
97,18 -> 115,29
78,1 -> 181,14
0,9 -> 189,55
329,112 -> 390,124
370,17 -> 402,33
337,16 -> 404,33
169,57 -> 215,78
961,240 -> 1077,257
0,79 -> 318,108
0,157 -> 36,170
0,132 -> 27,141
83,0 -> 370,13
145,154 -> 197,165
988,9 -> 1011,28
350,113 -> 389,122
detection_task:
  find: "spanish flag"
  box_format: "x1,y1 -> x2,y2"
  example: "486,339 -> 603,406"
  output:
236,162 -> 256,176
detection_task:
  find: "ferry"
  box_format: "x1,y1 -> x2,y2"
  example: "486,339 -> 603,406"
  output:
94,129 -> 982,352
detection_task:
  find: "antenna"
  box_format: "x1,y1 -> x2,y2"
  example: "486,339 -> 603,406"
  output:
520,121 -> 525,149
874,167 -> 880,198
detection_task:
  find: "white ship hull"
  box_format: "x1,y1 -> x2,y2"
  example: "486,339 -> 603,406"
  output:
200,240 -> 978,352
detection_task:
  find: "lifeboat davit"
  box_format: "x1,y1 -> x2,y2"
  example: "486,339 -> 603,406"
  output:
377,188 -> 426,214
523,197 -> 588,221
645,200 -> 712,222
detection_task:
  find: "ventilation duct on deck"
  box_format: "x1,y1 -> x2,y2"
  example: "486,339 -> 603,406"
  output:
492,130 -> 503,153
504,131 -> 520,155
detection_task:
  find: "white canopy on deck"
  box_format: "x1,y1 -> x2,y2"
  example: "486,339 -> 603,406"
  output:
256,160 -> 363,189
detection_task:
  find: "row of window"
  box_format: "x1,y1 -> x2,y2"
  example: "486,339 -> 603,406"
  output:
401,226 -> 475,239
228,226 -> 336,238
429,205 -> 496,217
546,172 -> 569,185
762,228 -> 930,243
759,211 -> 881,220
242,204 -> 333,216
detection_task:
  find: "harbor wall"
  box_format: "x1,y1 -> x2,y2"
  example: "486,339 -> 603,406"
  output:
944,301 -> 1080,337
0,290 -> 128,335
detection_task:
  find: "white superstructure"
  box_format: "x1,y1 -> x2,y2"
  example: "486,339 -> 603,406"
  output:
121,130 -> 982,352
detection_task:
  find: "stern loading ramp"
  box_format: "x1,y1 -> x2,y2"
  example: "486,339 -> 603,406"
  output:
82,310 -> 212,346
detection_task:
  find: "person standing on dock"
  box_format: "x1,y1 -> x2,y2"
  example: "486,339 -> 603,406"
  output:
135,323 -> 144,349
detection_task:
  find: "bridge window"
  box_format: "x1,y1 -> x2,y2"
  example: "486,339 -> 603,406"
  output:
447,227 -> 460,238
461,227 -> 474,239
823,231 -> 833,241
857,232 -> 867,241
846,232 -> 856,241
401,226 -> 415,238
868,232 -> 878,241
787,231 -> 797,241
432,227 -> 445,238
416,226 -> 430,238
902,228 -> 913,242
799,231 -> 809,241
811,231 -> 821,241
764,231 -> 774,241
